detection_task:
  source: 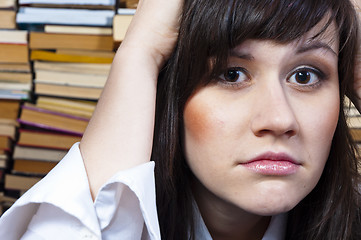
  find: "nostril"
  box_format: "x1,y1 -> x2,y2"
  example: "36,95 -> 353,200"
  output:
255,129 -> 271,137
285,129 -> 297,138
254,129 -> 296,138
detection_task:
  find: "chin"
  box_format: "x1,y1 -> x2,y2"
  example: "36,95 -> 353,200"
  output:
238,188 -> 306,216
248,201 -> 297,216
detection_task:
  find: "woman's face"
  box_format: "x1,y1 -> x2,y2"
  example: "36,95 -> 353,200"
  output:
183,22 -> 340,217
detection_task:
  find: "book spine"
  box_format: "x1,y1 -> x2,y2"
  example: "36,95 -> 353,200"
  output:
17,119 -> 84,136
21,104 -> 90,121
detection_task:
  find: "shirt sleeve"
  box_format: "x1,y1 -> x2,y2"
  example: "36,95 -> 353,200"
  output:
0,143 -> 160,240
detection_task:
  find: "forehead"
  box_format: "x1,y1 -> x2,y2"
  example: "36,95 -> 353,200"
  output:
299,18 -> 339,53
231,19 -> 340,56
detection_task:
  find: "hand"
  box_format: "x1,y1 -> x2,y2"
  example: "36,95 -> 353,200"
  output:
120,0 -> 183,68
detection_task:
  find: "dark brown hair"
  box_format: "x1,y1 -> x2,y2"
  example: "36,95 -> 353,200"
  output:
151,0 -> 361,239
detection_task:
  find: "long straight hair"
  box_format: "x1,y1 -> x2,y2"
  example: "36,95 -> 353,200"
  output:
151,0 -> 361,239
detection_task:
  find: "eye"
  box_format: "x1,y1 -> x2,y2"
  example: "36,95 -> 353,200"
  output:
219,67 -> 249,83
288,67 -> 324,86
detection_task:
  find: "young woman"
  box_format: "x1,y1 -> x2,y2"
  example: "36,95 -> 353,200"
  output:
0,0 -> 360,239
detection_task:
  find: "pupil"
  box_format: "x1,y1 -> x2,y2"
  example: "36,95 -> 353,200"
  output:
226,70 -> 239,82
296,71 -> 310,83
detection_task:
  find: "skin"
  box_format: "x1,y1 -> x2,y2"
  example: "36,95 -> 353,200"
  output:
183,22 -> 340,239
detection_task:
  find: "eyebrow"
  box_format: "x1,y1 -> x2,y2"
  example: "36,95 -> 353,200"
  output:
296,41 -> 338,57
229,51 -> 254,60
229,40 -> 338,60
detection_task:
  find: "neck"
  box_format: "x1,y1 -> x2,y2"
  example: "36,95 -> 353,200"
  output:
193,179 -> 271,240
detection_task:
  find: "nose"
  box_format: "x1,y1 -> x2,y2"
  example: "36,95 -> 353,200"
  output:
250,81 -> 299,138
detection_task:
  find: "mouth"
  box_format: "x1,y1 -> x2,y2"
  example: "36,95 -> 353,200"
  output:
240,152 -> 301,176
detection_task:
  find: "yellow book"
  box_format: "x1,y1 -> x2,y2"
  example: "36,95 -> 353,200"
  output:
33,61 -> 111,75
56,49 -> 115,58
31,50 -> 113,63
44,25 -> 112,35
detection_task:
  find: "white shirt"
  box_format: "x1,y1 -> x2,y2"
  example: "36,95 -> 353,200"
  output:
0,143 -> 287,239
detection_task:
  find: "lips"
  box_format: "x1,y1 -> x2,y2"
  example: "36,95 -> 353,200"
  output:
241,152 -> 301,175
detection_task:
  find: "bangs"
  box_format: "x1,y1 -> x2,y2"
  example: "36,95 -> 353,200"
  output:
229,0 -> 333,45
178,0 -> 343,86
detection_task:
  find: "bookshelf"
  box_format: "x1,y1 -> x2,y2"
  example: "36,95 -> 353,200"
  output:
0,0 -> 137,215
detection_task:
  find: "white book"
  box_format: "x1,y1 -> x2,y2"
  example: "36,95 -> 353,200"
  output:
13,145 -> 67,162
17,7 -> 114,26
44,25 -> 112,35
117,8 -> 136,15
113,14 -> 133,42
345,107 -> 360,117
18,7 -> 115,16
35,69 -> 107,88
0,82 -> 31,91
18,0 -> 115,6
347,116 -> 361,128
0,159 -> 8,169
0,30 -> 28,44
0,89 -> 29,100
0,0 -> 16,8
34,61 -> 111,75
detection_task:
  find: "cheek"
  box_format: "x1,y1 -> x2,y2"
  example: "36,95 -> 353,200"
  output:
183,94 -> 225,143
183,91 -> 235,177
317,104 -> 339,140
308,94 -> 339,147
299,89 -> 340,175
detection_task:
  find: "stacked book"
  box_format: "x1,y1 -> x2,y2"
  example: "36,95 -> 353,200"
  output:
0,100 -> 20,213
1,0 -> 140,215
344,98 -> 361,164
4,97 -> 95,198
113,7 -> 136,47
17,0 -> 115,100
1,0 -> 115,210
0,0 -> 17,30
0,101 -> 20,187
345,98 -> 361,138
120,0 -> 138,9
0,1 -> 31,212
0,0 -> 32,100
0,30 -> 31,100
